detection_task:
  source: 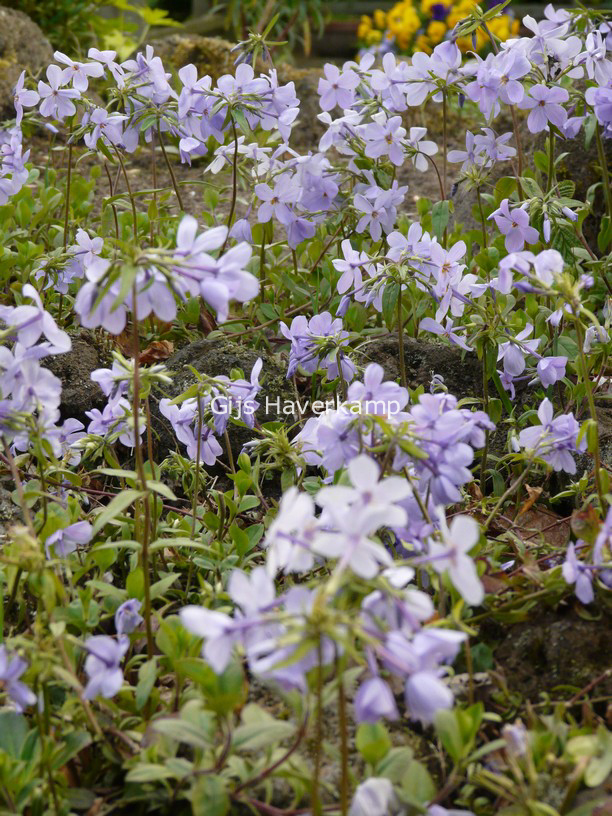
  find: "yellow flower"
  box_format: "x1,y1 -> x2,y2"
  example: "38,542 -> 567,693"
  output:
427,20 -> 446,43
373,9 -> 387,29
415,33 -> 433,53
388,4 -> 421,36
357,18 -> 372,40
420,0 -> 437,15
367,29 -> 383,44
488,14 -> 519,43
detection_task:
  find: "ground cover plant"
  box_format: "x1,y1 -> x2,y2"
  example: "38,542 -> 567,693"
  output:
0,4 -> 612,814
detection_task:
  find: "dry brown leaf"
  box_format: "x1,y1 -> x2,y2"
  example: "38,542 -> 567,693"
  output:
516,485 -> 542,518
199,304 -> 218,335
139,340 -> 174,364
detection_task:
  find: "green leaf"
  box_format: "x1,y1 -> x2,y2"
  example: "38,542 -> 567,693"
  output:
356,722 -> 392,764
400,760 -> 436,806
382,281 -> 399,330
150,572 -> 179,600
147,480 -> 178,501
153,717 -> 214,750
431,200 -> 451,241
0,711 -> 29,757
190,775 -> 229,816
435,709 -> 464,763
91,489 -> 145,535
136,658 -> 157,710
126,764 -> 175,783
50,730 -> 91,770
232,704 -> 295,750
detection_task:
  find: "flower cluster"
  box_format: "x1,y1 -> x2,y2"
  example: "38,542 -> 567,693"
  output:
357,0 -> 518,59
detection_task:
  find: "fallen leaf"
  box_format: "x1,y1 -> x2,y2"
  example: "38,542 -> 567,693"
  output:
516,485 -> 542,518
139,340 -> 174,364
199,304 -> 218,336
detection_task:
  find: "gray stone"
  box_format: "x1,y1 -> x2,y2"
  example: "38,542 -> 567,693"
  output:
0,6 -> 53,122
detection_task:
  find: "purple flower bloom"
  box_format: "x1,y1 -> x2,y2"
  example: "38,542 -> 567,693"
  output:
536,355 -> 567,387
562,542 -> 594,604
115,599 -> 143,635
489,200 -> 539,252
38,64 -> 81,120
354,676 -> 399,723
13,71 -> 39,126
346,363 -> 408,415
45,521 -> 93,558
362,112 -> 406,166
521,84 -> 569,133
349,778 -> 397,816
420,317 -> 472,352
83,635 -> 129,699
0,646 -> 37,711
0,284 -> 71,352
427,511 -> 484,606
517,397 -> 585,473
318,64 -> 359,111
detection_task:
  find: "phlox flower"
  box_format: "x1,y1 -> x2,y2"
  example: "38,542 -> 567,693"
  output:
13,71 -> 39,126
517,397 -> 585,473
426,510 -> 484,606
562,542 -> 594,604
520,84 -> 569,133
38,64 -> 80,120
489,199 -> 539,252
318,63 -> 359,111
83,635 -> 129,700
0,647 -> 36,711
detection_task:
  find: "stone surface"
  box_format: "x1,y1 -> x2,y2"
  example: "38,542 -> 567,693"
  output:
0,6 -> 53,121
44,332 -> 108,422
489,607 -> 612,701
156,336 -> 294,460
147,33 -> 324,148
356,334 -> 484,399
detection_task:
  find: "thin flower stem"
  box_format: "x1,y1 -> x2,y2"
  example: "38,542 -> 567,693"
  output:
482,454 -> 536,532
104,162 -> 120,240
546,129 -> 555,194
442,90 -> 448,200
575,318 -> 606,509
63,142 -> 72,252
397,284 -> 407,390
595,122 -> 612,247
476,186 -> 488,249
158,126 -> 184,212
114,146 -> 138,242
222,118 -> 240,252
131,293 -> 154,661
337,659 -> 350,816
312,636 -> 324,816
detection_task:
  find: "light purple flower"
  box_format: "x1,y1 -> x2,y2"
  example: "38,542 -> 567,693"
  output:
427,510 -> 484,606
38,64 -> 81,120
45,521 -> 93,558
562,542 -> 594,604
0,647 -> 36,711
517,397 -> 585,473
536,356 -> 567,387
13,71 -> 39,126
349,778 -> 397,816
318,64 -> 359,111
83,635 -> 129,699
355,676 -> 399,723
521,84 -> 568,133
115,599 -> 143,635
489,200 -> 539,252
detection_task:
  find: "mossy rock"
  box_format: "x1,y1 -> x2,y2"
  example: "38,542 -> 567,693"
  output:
0,6 -> 53,122
153,336 -> 294,462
